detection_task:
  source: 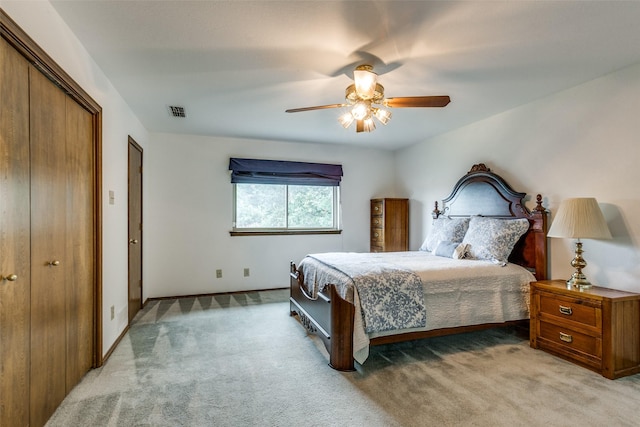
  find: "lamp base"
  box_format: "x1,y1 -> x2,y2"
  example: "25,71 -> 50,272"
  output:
567,240 -> 592,289
567,272 -> 592,289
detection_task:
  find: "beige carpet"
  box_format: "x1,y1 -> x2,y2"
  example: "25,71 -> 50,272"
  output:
46,289 -> 640,426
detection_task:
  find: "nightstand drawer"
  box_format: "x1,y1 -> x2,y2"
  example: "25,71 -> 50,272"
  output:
538,292 -> 601,329
538,321 -> 601,360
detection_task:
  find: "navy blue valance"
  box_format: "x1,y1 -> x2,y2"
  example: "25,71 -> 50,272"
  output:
229,158 -> 343,186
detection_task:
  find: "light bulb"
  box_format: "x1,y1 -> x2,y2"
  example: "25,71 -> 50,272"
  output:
351,101 -> 369,120
338,112 -> 355,128
373,108 -> 392,125
363,117 -> 376,132
354,67 -> 377,99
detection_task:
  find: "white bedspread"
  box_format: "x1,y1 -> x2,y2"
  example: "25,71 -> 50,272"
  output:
299,251 -> 535,364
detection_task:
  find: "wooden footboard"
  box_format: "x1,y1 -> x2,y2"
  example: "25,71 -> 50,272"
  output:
289,262 -> 355,371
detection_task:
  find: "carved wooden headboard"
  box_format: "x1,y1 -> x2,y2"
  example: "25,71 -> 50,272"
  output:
432,164 -> 548,279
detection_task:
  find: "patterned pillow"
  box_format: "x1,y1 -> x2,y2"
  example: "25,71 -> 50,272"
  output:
420,217 -> 470,252
461,217 -> 529,265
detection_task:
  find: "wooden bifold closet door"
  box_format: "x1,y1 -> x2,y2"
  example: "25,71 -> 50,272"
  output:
0,34 -> 95,427
0,30 -> 32,427
29,62 -> 95,427
63,83 -> 95,392
29,57 -> 70,424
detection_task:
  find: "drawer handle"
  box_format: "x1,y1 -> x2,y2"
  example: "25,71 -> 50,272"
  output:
559,332 -> 573,343
374,232 -> 379,237
374,206 -> 379,211
559,305 -> 573,316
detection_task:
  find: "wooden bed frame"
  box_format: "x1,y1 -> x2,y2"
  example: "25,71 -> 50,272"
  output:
289,164 -> 548,371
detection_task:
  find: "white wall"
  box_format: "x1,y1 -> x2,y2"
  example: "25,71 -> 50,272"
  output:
396,62 -> 640,293
3,2 -> 150,355
144,133 -> 397,297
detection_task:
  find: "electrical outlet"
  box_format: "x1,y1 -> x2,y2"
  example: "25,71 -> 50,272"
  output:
244,268 -> 250,277
216,269 -> 222,278
110,305 -> 115,320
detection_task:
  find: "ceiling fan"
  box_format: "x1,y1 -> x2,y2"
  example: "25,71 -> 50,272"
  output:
285,64 -> 451,133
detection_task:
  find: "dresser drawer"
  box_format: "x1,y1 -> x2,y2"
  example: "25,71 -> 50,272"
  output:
371,215 -> 383,228
538,321 -> 601,362
538,292 -> 601,329
371,200 -> 383,215
371,229 -> 384,244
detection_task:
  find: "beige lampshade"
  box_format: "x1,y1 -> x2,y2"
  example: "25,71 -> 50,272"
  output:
547,198 -> 612,239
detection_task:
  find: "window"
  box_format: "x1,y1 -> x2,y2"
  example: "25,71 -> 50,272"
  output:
234,183 -> 339,230
229,158 -> 342,234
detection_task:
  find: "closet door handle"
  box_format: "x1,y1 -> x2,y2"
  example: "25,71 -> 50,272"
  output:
2,274 -> 18,281
129,239 -> 138,244
48,260 -> 60,267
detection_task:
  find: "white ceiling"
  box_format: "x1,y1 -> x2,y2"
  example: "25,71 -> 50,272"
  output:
49,0 -> 640,150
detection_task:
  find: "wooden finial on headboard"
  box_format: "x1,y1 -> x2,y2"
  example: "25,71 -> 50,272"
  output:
468,163 -> 490,173
432,201 -> 442,219
533,194 -> 546,213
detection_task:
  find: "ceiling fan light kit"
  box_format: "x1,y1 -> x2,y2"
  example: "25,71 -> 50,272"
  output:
373,107 -> 392,124
353,64 -> 379,99
286,64 -> 451,133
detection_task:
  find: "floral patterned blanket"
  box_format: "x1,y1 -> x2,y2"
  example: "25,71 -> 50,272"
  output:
303,253 -> 426,333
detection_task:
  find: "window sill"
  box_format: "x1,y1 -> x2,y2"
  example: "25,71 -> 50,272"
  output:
230,230 -> 342,236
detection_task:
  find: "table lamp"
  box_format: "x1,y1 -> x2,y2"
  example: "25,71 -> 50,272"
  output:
547,198 -> 612,288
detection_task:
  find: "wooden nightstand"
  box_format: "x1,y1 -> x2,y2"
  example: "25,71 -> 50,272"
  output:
530,280 -> 640,379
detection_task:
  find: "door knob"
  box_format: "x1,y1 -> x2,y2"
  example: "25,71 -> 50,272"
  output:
2,274 -> 18,281
129,239 -> 139,244
48,260 -> 60,266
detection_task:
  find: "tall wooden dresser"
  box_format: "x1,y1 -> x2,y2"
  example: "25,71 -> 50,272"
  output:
370,198 -> 409,252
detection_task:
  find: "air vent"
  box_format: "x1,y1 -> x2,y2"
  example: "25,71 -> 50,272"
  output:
168,106 -> 186,118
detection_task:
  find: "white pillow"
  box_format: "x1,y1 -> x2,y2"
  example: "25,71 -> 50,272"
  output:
420,217 -> 470,252
461,217 -> 529,265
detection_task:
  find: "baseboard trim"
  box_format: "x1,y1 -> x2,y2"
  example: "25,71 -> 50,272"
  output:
146,287 -> 288,302
100,323 -> 130,365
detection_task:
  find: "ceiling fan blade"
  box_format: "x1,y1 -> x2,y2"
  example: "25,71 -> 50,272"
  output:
384,96 -> 451,108
285,104 -> 344,113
